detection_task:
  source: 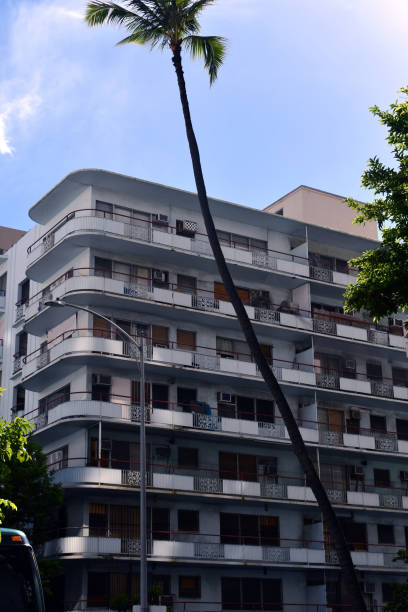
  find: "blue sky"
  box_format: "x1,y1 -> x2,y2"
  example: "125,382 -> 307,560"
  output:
0,0 -> 407,230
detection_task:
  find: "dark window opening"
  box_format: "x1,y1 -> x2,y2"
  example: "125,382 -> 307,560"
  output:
178,510 -> 199,533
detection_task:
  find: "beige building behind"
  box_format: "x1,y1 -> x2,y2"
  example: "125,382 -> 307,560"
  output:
265,185 -> 378,241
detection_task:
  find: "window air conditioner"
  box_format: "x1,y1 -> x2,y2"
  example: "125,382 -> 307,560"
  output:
152,213 -> 168,223
153,269 -> 167,282
345,360 -> 356,370
352,465 -> 364,476
217,392 -> 235,404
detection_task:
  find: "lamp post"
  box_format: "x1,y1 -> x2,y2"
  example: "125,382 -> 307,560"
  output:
45,298 -> 148,612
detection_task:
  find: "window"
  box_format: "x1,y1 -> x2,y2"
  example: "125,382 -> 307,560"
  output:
152,384 -> 168,409
177,274 -> 196,294
275,208 -> 283,215
214,282 -> 250,305
88,572 -> 109,607
178,447 -> 198,468
396,419 -> 408,441
152,325 -> 169,348
179,576 -> 201,598
16,331 -> 27,357
366,362 -> 382,381
219,452 -> 258,482
382,583 -> 398,603
377,524 -> 394,545
18,278 -> 30,305
216,336 -> 251,362
257,399 -> 274,423
216,230 -> 267,254
177,329 -> 196,351
39,385 -> 70,413
393,367 -> 408,387
152,507 -> 169,541
220,513 -> 279,547
14,386 -> 25,413
93,315 -> 112,339
178,510 -> 199,532
92,374 -> 111,401
221,577 -> 282,610
177,387 -> 197,412
374,468 -> 390,488
237,396 -> 255,421
46,446 -> 68,471
95,257 -> 112,278
95,200 -> 113,219
176,220 -> 197,238
88,571 -> 139,607
370,414 -> 387,434
339,519 -> 367,551
89,503 -> 108,537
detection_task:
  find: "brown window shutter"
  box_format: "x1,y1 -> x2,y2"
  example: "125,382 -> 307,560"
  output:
93,315 -> 111,339
177,329 -> 196,350
152,325 -> 169,347
214,282 -> 229,302
260,343 -> 272,364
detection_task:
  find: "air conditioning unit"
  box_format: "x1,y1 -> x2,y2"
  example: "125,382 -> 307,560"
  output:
155,446 -> 171,459
350,410 -> 361,420
363,582 -> 376,594
217,392 -> 235,404
101,439 -> 112,451
153,269 -> 168,282
400,471 -> 408,482
345,360 -> 356,370
152,213 -> 169,224
352,465 -> 364,476
92,374 -> 111,385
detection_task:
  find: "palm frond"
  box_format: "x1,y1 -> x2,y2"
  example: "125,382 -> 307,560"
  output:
85,1 -> 135,26
116,27 -> 165,48
184,34 -> 226,84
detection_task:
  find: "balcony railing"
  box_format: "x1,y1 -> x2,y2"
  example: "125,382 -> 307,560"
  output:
41,524 -> 408,572
44,456 -> 408,514
25,208 -> 358,286
63,600 -> 356,612
21,328 -> 408,402
21,267 -> 406,349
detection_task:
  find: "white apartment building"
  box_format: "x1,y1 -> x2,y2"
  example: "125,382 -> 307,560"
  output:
1,169 -> 408,611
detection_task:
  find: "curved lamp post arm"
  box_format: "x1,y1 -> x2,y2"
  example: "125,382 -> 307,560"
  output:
44,299 -> 143,352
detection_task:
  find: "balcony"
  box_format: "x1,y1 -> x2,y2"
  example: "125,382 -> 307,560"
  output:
42,526 -> 407,572
21,328 -> 316,392
47,457 -> 408,515
26,393 -> 318,446
26,209 -> 357,287
0,340 -> 3,362
23,270 -> 406,358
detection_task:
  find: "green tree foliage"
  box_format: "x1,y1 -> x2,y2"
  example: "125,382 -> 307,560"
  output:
0,439 -> 63,544
344,86 -> 408,320
0,415 -> 33,527
384,550 -> 408,611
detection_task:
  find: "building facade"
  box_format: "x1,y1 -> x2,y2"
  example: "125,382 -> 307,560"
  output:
1,169 -> 408,611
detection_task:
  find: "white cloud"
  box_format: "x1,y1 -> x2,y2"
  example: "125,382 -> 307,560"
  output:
0,93 -> 42,155
0,0 -> 86,155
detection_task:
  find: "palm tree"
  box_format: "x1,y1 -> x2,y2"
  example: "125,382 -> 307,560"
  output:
85,2 -> 367,609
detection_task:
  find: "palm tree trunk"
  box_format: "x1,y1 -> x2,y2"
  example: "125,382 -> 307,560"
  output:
171,45 -> 367,612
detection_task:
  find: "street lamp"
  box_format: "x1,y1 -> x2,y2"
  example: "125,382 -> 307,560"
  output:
45,298 -> 148,612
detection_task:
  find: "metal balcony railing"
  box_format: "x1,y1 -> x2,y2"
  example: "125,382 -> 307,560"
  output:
26,208 -> 359,287
21,328 -> 408,402
20,267 -> 405,350
43,456 -> 408,513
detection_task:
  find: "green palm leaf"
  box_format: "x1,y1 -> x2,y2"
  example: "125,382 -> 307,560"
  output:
184,35 -> 226,84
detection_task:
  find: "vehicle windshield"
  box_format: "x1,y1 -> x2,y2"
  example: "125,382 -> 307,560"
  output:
0,546 -> 44,612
